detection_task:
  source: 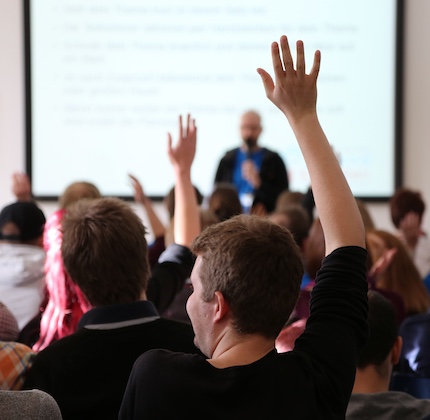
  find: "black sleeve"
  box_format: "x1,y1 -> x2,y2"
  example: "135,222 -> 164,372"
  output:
293,246 -> 369,415
146,244 -> 195,313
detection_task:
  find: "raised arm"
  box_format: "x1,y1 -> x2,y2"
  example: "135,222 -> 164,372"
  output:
12,172 -> 32,201
128,174 -> 166,240
167,114 -> 201,248
257,36 -> 364,254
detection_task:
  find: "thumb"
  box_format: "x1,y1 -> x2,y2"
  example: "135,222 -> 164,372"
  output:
257,68 -> 275,98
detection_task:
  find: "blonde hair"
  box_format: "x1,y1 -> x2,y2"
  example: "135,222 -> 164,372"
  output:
59,182 -> 101,209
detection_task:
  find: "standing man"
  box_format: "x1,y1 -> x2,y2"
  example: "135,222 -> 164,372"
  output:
214,110 -> 288,213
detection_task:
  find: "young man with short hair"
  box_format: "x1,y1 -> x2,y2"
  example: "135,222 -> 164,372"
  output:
119,36 -> 368,419
23,115 -> 202,420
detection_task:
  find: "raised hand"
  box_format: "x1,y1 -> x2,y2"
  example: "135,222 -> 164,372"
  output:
167,114 -> 197,175
12,172 -> 32,201
167,114 -> 200,247
128,174 -> 147,205
257,36 -> 320,125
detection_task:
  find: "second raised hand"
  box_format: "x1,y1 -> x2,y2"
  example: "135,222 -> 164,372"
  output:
167,114 -> 197,174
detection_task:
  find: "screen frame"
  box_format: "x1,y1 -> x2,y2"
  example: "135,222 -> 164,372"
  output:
23,0 -> 404,202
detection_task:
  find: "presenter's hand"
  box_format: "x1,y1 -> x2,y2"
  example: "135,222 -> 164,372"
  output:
242,160 -> 261,189
257,36 -> 320,126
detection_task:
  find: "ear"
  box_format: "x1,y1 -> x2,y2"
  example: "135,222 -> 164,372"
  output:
391,336 -> 403,365
213,291 -> 229,323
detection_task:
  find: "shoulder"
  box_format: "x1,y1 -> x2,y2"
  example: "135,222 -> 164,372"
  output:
221,148 -> 238,160
261,148 -> 282,159
134,349 -> 204,374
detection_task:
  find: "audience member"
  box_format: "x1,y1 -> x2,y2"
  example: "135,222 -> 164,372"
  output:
214,109 -> 288,213
274,189 -> 305,213
0,389 -> 62,420
22,114 -> 202,420
346,290 -> 430,419
269,204 -> 310,253
0,201 -> 46,330
164,183 -> 203,220
129,173 -> 167,269
367,229 -> 430,316
119,36 -> 368,419
207,182 -> 242,222
30,181 -> 101,351
390,187 -> 430,279
0,341 -> 35,390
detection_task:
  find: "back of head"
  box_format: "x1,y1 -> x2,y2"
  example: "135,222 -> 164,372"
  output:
208,183 -> 242,222
191,214 -> 304,339
275,190 -> 305,213
269,205 -> 310,250
164,184 -> 203,219
59,181 -> 101,209
61,197 -> 150,306
390,187 -> 425,228
358,290 -> 398,369
0,201 -> 46,245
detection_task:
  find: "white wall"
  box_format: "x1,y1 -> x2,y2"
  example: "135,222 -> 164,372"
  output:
1,0 -> 430,234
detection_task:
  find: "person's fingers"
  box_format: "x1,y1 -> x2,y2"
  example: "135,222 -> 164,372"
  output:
256,68 -> 275,98
296,40 -> 305,78
178,115 -> 183,140
271,41 -> 286,85
185,114 -> 191,137
310,49 -> 321,80
279,36 -> 294,78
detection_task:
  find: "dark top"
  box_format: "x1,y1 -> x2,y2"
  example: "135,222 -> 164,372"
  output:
22,301 -> 199,420
214,147 -> 289,213
146,243 -> 194,313
119,246 -> 368,420
398,310 -> 430,377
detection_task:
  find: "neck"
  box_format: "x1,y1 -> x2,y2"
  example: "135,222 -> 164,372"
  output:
352,366 -> 391,394
208,333 -> 274,369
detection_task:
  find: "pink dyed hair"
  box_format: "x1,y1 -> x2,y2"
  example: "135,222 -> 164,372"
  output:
33,209 -> 91,351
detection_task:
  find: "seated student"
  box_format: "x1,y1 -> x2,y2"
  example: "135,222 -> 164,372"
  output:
346,290 -> 430,419
390,187 -> 430,279
130,175 -> 204,270
119,36 -> 368,419
0,201 -> 46,331
22,115 -> 202,420
22,181 -> 101,351
207,182 -> 243,222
